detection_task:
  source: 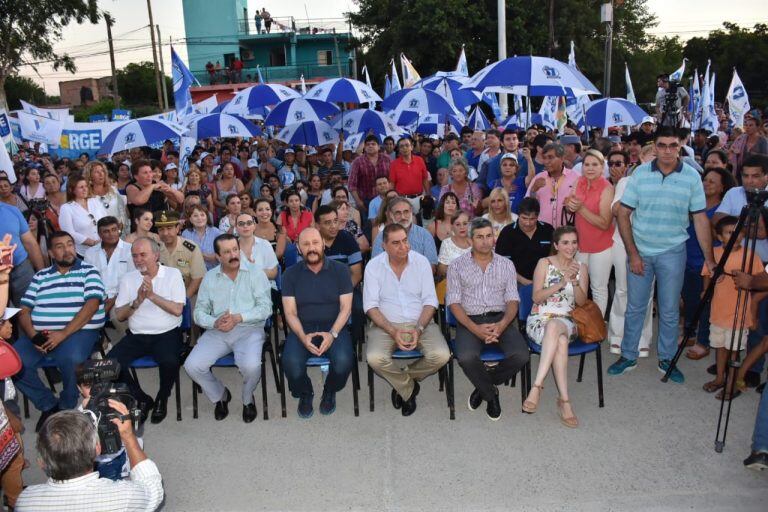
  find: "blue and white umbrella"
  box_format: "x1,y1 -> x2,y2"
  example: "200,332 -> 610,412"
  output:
224,83 -> 301,116
331,109 -> 402,138
414,75 -> 481,112
98,119 -> 185,155
465,106 -> 490,131
463,56 -> 600,97
498,113 -> 543,130
410,113 -> 465,137
584,98 -> 649,128
381,88 -> 461,122
264,98 -> 340,127
214,100 -> 269,120
276,120 -> 339,146
343,132 -> 366,152
304,77 -> 383,105
186,113 -> 262,139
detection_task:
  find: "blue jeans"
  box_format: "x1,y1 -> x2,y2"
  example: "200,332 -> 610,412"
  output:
282,325 -> 354,398
13,330 -> 100,411
622,243 -> 686,361
681,266 -> 710,347
97,450 -> 127,481
746,297 -> 768,374
752,383 -> 768,452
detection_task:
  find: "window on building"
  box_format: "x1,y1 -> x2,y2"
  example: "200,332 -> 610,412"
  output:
318,50 -> 333,66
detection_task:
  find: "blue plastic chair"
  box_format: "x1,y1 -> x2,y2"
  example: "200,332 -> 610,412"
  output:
283,242 -> 299,268
128,298 -> 193,421
518,284 -> 605,408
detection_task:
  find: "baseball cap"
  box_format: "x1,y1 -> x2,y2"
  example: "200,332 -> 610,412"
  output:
641,116 -> 655,125
559,134 -> 581,146
284,148 -> 295,154
247,158 -> 259,168
306,147 -> 318,156
500,152 -> 518,163
2,308 -> 20,321
164,163 -> 178,171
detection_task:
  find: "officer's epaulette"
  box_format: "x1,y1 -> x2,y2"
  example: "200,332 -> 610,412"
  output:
182,240 -> 196,252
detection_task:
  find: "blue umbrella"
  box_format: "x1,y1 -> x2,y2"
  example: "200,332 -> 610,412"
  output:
584,98 -> 649,128
224,84 -> 301,115
98,119 -> 184,155
275,120 -> 339,146
463,56 -> 600,97
264,98 -> 340,127
211,100 -> 230,113
414,75 -> 481,112
304,77 -> 382,104
381,88 -> 460,119
186,113 -> 262,139
411,113 -> 465,137
331,109 -> 402,138
465,107 -> 490,131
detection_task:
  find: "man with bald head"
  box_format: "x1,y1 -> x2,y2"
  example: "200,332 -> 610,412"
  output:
110,236 -> 187,424
281,227 -> 354,418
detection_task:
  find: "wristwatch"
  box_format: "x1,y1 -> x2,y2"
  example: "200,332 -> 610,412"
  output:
329,329 -> 338,339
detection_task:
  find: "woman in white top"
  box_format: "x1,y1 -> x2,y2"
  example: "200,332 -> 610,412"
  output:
482,187 -> 517,239
85,161 -> 129,235
58,176 -> 108,256
18,167 -> 45,202
437,211 -> 471,278
218,193 -> 242,234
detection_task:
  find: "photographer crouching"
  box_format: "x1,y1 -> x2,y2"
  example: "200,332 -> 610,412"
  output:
15,402 -> 163,511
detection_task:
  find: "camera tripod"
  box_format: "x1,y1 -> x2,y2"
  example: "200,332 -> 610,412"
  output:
662,190 -> 768,452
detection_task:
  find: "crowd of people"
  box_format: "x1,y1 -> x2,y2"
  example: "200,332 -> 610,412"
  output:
1,102 -> 768,509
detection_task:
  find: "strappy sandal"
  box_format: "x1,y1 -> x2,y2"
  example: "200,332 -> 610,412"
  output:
556,397 -> 579,428
522,384 -> 543,414
702,380 -> 724,393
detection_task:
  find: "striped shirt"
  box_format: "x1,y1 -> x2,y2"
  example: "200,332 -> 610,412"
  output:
15,459 -> 163,512
620,158 -> 706,257
21,260 -> 106,331
446,251 -> 520,315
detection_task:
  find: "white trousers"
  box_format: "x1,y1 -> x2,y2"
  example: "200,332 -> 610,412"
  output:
184,324 -> 265,405
607,241 -> 654,354
576,245 -> 614,316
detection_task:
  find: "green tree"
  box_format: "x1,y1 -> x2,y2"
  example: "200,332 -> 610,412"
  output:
4,75 -> 48,109
0,0 -> 99,112
114,62 -> 173,107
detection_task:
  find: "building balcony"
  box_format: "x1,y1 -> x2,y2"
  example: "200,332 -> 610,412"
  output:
191,63 -> 352,89
237,16 -> 350,38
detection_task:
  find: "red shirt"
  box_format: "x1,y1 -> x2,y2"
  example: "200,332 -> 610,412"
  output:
280,209 -> 313,242
390,155 -> 429,195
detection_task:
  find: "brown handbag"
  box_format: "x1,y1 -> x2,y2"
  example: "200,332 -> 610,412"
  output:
571,300 -> 606,343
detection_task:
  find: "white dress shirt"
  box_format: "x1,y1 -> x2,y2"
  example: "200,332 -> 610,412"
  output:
58,198 -> 108,255
84,240 -> 135,298
363,250 -> 438,324
115,265 -> 186,334
15,459 -> 163,512
240,237 -> 279,274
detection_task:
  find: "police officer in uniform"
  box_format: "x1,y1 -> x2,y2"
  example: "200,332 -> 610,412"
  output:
155,210 -> 206,299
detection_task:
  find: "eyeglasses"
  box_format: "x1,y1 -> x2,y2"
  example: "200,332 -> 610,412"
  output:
608,161 -> 625,167
237,220 -> 254,227
655,142 -> 680,152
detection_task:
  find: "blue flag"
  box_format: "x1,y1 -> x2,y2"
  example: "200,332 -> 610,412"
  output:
256,65 -> 265,84
171,47 -> 196,119
483,93 -> 502,119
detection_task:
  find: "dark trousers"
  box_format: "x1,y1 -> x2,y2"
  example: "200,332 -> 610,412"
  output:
681,266 -> 711,347
454,312 -> 529,402
108,328 -> 182,401
282,327 -> 354,399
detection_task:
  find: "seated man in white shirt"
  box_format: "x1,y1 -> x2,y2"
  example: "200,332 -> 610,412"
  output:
364,223 -> 450,416
108,237 -> 186,425
84,216 -> 135,340
185,234 -> 272,424
16,408 -> 163,512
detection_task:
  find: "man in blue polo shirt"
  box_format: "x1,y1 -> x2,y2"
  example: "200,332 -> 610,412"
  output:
14,231 -> 106,430
371,197 -> 438,272
281,227 -> 354,418
608,127 -> 716,383
0,202 -> 45,306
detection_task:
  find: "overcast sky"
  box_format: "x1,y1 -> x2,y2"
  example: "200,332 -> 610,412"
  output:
18,0 -> 768,96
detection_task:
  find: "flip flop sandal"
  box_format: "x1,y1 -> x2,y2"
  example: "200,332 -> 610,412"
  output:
715,389 -> 742,400
703,381 -> 724,393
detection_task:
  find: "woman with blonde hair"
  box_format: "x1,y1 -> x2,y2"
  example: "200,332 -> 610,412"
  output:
58,175 -> 108,256
482,187 -> 517,239
85,161 -> 129,234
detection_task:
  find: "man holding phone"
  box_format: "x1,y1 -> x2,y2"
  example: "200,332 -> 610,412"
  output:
281,228 -> 354,419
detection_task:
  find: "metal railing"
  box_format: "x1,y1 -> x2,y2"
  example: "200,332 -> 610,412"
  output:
192,64 -> 350,87
238,16 -> 350,36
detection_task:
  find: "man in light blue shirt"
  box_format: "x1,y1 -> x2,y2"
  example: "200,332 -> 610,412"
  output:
185,233 -> 272,423
371,197 -> 438,270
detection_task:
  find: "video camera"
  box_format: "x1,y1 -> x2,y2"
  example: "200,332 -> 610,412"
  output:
746,188 -> 768,207
81,359 -> 141,455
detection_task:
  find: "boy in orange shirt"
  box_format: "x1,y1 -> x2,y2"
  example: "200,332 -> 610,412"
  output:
702,216 -> 765,399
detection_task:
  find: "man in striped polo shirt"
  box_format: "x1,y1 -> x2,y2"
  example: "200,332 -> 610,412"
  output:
608,127 -> 715,384
14,231 -> 106,430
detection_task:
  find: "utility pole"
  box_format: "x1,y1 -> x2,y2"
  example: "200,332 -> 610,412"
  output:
156,25 -> 169,110
548,0 -> 555,57
497,0 -> 507,117
104,13 -> 120,109
601,1 -> 614,97
146,0 -> 164,109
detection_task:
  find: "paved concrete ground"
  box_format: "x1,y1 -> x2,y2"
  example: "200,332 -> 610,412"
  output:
16,343 -> 768,511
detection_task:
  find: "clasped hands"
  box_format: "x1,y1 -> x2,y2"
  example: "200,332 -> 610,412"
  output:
564,194 -> 584,213
302,331 -> 334,356
472,322 -> 504,344
214,311 -> 242,333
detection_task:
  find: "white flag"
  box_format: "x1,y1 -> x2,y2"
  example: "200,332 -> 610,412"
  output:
625,63 -> 636,104
669,58 -> 687,82
568,41 -> 576,67
538,96 -> 559,130
691,70 -> 702,130
193,94 -> 218,115
17,111 -> 64,145
300,74 -> 307,95
456,45 -> 469,76
400,53 -> 421,88
0,134 -> 15,183
19,100 -> 69,121
700,60 -> 718,133
390,59 -> 401,93
362,65 -> 375,110
727,69 -> 750,129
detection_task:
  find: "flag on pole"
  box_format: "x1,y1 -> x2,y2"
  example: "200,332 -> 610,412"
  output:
300,74 -> 307,95
171,47 -> 196,119
484,93 -> 502,119
669,58 -> 687,82
0,132 -> 15,183
690,70 -> 702,130
399,53 -> 421,88
256,65 -> 265,83
568,41 -> 576,67
362,65 -> 375,109
539,96 -> 558,130
456,45 -> 469,76
390,59 -> 401,93
566,94 -> 589,129
727,68 -> 750,129
700,60 -> 718,133
384,74 -> 392,99
625,63 -> 636,104
556,97 -> 567,134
